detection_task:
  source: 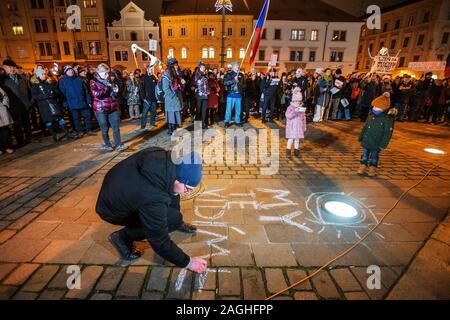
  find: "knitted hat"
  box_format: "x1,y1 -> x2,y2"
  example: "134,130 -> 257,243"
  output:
175,152 -> 203,187
34,65 -> 46,78
167,57 -> 178,67
335,68 -> 342,75
63,65 -> 73,74
371,92 -> 391,111
199,60 -> 205,68
97,63 -> 110,74
2,59 -> 17,67
292,91 -> 302,102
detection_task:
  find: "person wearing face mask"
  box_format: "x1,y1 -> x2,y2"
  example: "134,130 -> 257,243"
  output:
95,149 -> 207,274
90,63 -> 128,152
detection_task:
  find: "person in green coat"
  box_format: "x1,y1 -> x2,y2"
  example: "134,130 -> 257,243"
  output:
358,92 -> 396,177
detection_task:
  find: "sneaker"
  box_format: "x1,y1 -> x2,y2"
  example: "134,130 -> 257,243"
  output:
6,148 -> 14,154
148,125 -> 155,130
177,222 -> 197,234
108,231 -> 141,261
286,149 -> 291,159
357,164 -> 367,175
102,145 -> 114,152
367,166 -> 377,177
116,144 -> 128,152
294,149 -> 300,158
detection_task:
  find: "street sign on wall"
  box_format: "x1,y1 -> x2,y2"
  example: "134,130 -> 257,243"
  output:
149,40 -> 158,52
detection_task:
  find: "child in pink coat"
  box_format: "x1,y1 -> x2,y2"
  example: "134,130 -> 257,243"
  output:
285,87 -> 307,158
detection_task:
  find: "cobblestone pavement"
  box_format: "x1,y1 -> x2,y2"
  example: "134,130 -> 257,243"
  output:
0,117 -> 448,300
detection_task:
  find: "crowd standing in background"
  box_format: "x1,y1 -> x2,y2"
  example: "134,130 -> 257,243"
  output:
0,58 -> 449,170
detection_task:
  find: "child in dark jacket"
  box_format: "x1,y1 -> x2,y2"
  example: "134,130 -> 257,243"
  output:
358,92 -> 396,177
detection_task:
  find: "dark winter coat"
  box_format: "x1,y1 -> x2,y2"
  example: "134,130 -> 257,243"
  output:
223,71 -> 244,96
359,111 -> 395,151
58,75 -> 91,110
89,77 -> 119,114
0,73 -> 33,118
95,147 -> 190,268
260,76 -> 280,98
30,76 -> 63,123
291,76 -> 309,95
140,74 -> 158,103
397,81 -> 413,104
360,82 -> 376,108
194,72 -> 210,100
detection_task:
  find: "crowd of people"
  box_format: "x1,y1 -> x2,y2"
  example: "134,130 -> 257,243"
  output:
0,57 -> 449,159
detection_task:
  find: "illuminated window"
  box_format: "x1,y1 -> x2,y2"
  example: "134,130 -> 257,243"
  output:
311,29 -> 318,41
239,48 -> 245,59
202,48 -> 208,59
181,47 -> 187,59
330,51 -> 344,62
60,18 -> 67,32
83,0 -> 97,8
85,17 -> 99,32
168,48 -> 174,58
209,47 -> 215,59
226,48 -> 232,58
332,30 -> 346,41
12,23 -> 24,35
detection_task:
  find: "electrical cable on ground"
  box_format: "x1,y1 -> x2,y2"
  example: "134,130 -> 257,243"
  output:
266,163 -> 441,300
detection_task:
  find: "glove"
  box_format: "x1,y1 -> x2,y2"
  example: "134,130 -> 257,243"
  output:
187,257 -> 207,273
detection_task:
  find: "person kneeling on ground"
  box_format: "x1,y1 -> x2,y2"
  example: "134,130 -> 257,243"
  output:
358,92 -> 396,177
95,148 -> 207,273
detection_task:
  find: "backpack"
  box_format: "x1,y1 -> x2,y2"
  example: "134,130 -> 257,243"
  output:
155,75 -> 170,102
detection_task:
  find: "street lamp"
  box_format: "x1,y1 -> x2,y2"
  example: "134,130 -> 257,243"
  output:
215,0 -> 233,68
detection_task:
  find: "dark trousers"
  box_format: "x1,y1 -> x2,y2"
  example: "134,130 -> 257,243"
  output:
70,108 -> 92,133
208,108 -> 216,126
426,103 -> 443,123
197,97 -> 208,127
360,148 -> 380,167
360,105 -> 370,122
141,100 -> 158,127
103,206 -> 183,243
0,126 -> 12,151
262,95 -> 276,121
12,109 -> 32,146
95,111 -> 121,147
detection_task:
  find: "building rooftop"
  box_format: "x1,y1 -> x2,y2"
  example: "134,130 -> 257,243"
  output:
162,0 -> 362,22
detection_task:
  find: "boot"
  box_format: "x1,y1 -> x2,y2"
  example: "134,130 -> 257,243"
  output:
357,164 -> 367,175
367,166 -> 377,177
60,125 -> 69,141
286,149 -> 291,159
294,149 -> 300,158
48,127 -> 58,143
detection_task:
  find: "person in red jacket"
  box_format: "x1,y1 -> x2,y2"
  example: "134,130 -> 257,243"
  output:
90,63 -> 128,152
207,72 -> 220,126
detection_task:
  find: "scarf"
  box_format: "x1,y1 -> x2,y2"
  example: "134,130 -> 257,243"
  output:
323,74 -> 332,82
372,109 -> 384,116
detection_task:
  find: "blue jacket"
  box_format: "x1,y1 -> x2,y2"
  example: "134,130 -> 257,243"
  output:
59,75 -> 91,110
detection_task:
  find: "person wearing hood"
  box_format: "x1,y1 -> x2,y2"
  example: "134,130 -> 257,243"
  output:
223,61 -> 244,127
59,65 -> 94,138
90,63 -> 128,152
161,57 -> 184,135
30,65 -> 72,142
95,148 -> 207,274
313,68 -> 332,122
358,92 -> 396,177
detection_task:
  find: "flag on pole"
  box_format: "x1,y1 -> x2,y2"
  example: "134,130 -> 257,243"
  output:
249,0 -> 270,66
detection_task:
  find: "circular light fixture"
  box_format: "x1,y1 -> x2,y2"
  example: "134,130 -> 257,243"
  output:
424,148 -> 445,155
324,201 -> 358,218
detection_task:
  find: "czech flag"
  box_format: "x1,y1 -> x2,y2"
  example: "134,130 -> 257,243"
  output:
250,0 -> 271,66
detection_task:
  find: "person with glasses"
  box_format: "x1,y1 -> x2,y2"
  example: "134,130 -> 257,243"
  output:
95,149 -> 207,273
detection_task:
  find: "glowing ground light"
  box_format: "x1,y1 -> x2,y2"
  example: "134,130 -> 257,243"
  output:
324,201 -> 358,218
424,148 -> 445,154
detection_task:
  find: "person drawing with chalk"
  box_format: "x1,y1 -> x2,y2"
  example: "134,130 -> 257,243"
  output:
95,148 -> 207,273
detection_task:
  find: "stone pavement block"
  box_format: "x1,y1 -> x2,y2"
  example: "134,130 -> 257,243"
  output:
329,268 -> 362,292
432,222 -> 450,244
65,266 -> 103,299
75,210 -> 103,223
79,241 -> 119,265
0,263 -> 17,282
3,263 -> 40,286
211,242 -> 254,266
265,268 -> 288,294
311,272 -> 341,299
0,229 -> 16,244
294,291 -> 319,300
141,291 -> 164,300
193,269 -> 217,292
228,225 -> 268,243
192,290 -> 216,300
47,222 -> 90,240
146,266 -> 171,292
4,206 -> 33,220
400,222 -> 438,242
0,238 -> 50,262
0,285 -> 18,299
90,293 -> 113,300
95,266 -> 126,292
7,212 -> 40,230
116,266 -> 148,297
387,239 -> 450,300
252,244 -> 298,267
166,268 -> 193,299
286,269 -> 312,290
53,195 -> 84,208
350,267 -> 388,300
218,268 -> 240,296
32,201 -> 54,213
34,240 -> 93,264
345,292 -> 370,300
12,291 -> 38,300
22,265 -> 59,292
38,207 -> 87,222
38,290 -> 66,300
242,268 -> 266,300
48,266 -> 75,289
369,242 -> 422,266
15,221 -> 60,240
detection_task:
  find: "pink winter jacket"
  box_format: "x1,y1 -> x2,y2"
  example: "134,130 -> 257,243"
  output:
285,104 -> 307,139
90,77 -> 119,114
